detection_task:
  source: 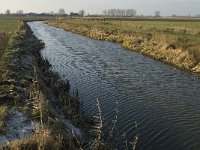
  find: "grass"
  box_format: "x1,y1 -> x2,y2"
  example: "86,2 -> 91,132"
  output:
0,15 -> 51,56
0,105 -> 8,132
52,18 -> 200,33
0,18 -> 20,58
6,124 -> 77,150
0,18 -> 21,132
0,19 -> 19,33
0,21 -> 82,149
0,16 -> 77,149
0,34 -> 10,56
7,73 -> 78,150
47,18 -> 200,72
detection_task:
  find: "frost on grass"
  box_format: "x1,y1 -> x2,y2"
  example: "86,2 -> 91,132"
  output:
0,108 -> 37,145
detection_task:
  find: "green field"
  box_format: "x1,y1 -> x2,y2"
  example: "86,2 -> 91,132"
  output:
0,19 -> 19,33
56,18 -> 200,39
51,18 -> 200,51
50,18 -> 200,44
0,18 -> 19,132
0,18 -> 20,57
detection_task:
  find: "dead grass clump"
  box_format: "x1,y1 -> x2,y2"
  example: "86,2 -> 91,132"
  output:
90,99 -> 139,150
90,99 -> 103,149
5,68 -> 79,149
6,124 -> 77,150
188,47 -> 200,61
0,105 -> 8,132
0,33 -> 10,57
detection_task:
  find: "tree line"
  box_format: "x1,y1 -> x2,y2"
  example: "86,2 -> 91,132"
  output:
2,9 -> 85,17
2,8 -> 200,18
102,9 -> 137,17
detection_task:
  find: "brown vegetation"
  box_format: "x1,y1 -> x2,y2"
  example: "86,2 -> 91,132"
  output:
47,18 -> 200,73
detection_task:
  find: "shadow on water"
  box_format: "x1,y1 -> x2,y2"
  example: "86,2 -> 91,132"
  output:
28,22 -> 200,150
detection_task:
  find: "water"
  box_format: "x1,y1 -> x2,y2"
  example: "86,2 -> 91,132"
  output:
28,22 -> 200,150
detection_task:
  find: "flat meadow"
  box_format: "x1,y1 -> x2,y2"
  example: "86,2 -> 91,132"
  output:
0,17 -> 19,56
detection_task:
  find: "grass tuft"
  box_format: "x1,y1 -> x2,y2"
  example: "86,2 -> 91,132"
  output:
0,105 -> 8,132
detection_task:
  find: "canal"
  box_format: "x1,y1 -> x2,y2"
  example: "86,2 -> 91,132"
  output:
29,22 -> 200,150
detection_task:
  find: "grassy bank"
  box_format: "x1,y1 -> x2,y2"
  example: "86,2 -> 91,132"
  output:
0,18 -> 19,58
47,18 -> 200,73
0,18 -> 20,132
0,19 -> 85,149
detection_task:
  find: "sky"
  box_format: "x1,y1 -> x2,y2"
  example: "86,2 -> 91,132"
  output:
0,0 -> 200,16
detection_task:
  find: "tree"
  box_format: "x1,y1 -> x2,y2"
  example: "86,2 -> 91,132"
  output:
104,9 -> 137,17
58,9 -> 65,16
16,10 -> 23,15
102,10 -> 107,16
121,9 -> 126,17
196,14 -> 200,17
132,9 -> 137,16
69,12 -> 79,17
171,14 -> 177,17
50,11 -> 54,16
155,11 -> 161,17
5,9 -> 11,15
79,9 -> 85,17
109,9 -> 115,16
126,9 -> 137,17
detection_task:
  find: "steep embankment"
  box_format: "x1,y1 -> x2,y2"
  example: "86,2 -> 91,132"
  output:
0,22 -> 84,149
47,20 -> 200,73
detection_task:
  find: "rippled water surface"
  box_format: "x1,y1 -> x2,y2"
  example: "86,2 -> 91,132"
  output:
28,22 -> 200,150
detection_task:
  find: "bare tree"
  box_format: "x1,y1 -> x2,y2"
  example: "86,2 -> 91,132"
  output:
121,9 -> 126,17
196,14 -> 200,17
79,9 -> 85,17
155,11 -> 161,17
16,10 -> 23,15
50,11 -> 54,16
171,14 -> 177,17
126,9 -> 137,17
132,9 -> 137,16
58,8 -> 65,16
110,9 -> 115,17
116,9 -> 120,16
102,10 -> 107,16
107,9 -> 111,16
104,9 -> 136,17
5,9 -> 11,15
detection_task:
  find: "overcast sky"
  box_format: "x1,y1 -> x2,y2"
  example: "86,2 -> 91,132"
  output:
0,0 -> 200,16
